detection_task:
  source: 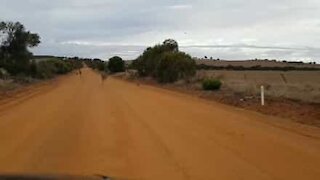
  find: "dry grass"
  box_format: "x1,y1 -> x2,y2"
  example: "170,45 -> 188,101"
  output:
0,79 -> 20,92
197,59 -> 320,68
120,71 -> 320,126
195,70 -> 320,103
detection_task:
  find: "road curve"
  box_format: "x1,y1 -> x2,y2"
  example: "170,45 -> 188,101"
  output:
0,68 -> 320,180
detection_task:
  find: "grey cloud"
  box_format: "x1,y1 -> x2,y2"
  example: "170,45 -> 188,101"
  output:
1,0 -> 320,62
181,45 -> 317,51
167,4 -> 193,10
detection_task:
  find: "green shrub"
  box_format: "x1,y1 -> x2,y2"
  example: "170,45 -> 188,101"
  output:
0,21 -> 40,75
108,56 -> 125,73
134,39 -> 196,83
52,60 -> 72,74
97,62 -> 107,71
0,68 -> 9,79
157,52 -> 196,83
202,79 -> 222,91
34,61 -> 56,79
135,39 -> 180,77
85,59 -> 106,71
32,59 -> 75,79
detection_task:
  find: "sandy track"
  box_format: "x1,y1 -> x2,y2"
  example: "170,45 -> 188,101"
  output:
0,68 -> 320,180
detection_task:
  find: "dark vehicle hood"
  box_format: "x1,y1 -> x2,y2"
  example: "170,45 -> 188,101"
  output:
0,174 -> 114,180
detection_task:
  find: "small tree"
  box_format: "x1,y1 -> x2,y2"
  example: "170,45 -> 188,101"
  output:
135,39 -> 180,77
0,21 -> 40,75
108,56 -> 125,73
133,39 -> 196,83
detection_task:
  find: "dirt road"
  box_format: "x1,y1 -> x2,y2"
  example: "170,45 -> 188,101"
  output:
0,68 -> 320,180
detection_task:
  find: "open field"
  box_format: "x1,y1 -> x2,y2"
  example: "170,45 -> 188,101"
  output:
196,70 -> 320,103
197,59 -> 320,68
1,68 -> 320,180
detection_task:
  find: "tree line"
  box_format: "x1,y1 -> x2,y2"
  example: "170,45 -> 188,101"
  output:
86,39 -> 197,84
85,56 -> 125,73
197,64 -> 320,71
0,21 -> 83,80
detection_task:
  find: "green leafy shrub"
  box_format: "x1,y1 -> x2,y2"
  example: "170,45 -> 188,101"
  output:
52,60 -> 72,74
202,79 -> 222,91
97,62 -> 107,71
85,58 -> 106,71
0,21 -> 40,75
34,61 -> 56,79
135,39 -> 180,77
157,52 -> 196,83
0,68 -> 9,79
108,56 -> 125,73
134,39 -> 196,83
32,59 -> 76,79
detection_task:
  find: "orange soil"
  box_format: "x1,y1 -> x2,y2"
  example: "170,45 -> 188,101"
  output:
0,68 -> 320,180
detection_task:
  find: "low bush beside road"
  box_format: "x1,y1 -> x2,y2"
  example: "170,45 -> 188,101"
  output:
202,79 -> 222,91
133,39 -> 196,83
30,58 -> 80,79
85,58 -> 107,72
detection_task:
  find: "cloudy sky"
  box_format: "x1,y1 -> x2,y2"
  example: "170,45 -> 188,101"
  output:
1,0 -> 320,62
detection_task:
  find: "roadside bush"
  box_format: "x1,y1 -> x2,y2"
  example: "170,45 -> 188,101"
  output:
85,59 -> 106,71
97,62 -> 107,72
67,58 -> 84,70
32,59 -> 75,79
13,74 -> 34,84
202,79 -> 222,91
34,61 -> 56,79
134,39 -> 196,83
135,39 -> 180,77
157,52 -> 196,83
108,56 -> 125,73
0,68 -> 9,79
53,60 -> 73,74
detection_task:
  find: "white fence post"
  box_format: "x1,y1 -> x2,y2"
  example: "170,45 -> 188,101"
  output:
261,85 -> 265,106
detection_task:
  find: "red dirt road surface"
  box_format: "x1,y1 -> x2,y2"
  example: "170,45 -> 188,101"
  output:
0,68 -> 320,180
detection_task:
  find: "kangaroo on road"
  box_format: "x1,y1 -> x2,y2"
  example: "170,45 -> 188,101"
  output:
101,73 -> 108,83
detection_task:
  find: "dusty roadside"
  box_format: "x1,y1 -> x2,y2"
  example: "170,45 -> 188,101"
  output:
0,74 -> 74,112
117,74 -> 320,128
